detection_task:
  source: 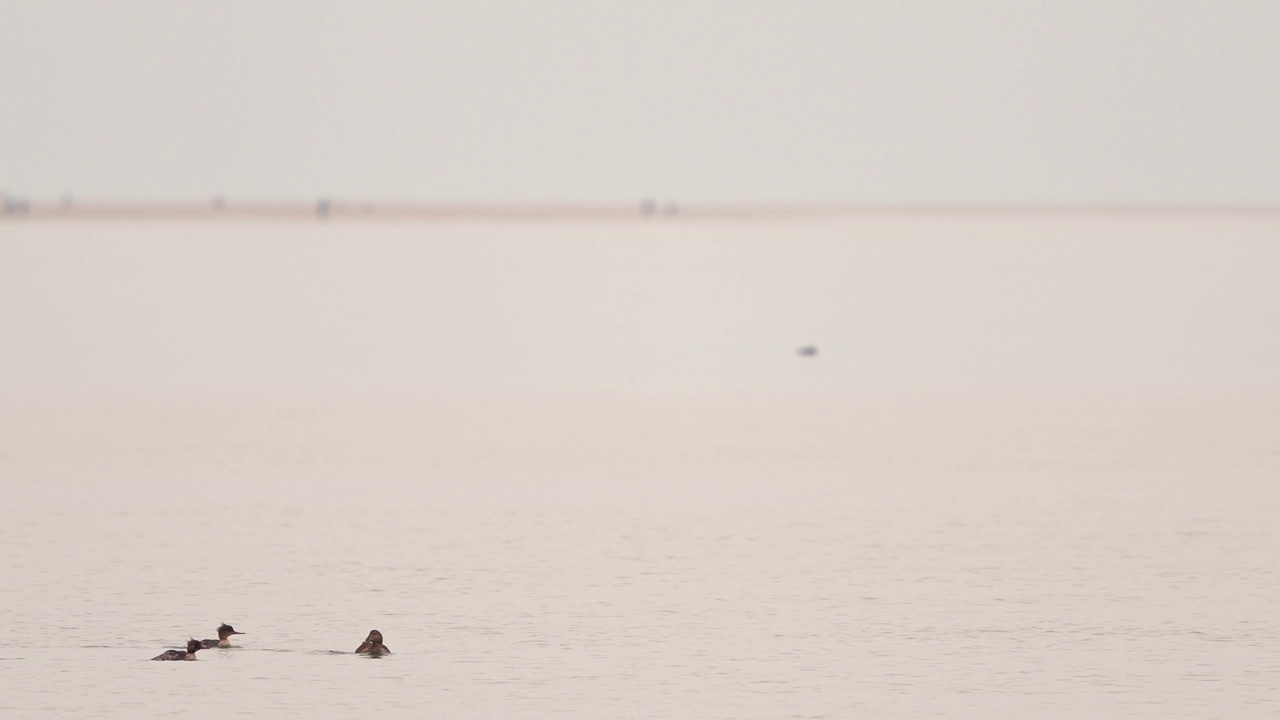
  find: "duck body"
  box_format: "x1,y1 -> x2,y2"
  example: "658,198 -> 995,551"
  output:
152,639 -> 202,661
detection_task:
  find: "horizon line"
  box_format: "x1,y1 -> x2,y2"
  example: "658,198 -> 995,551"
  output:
4,199 -> 1280,222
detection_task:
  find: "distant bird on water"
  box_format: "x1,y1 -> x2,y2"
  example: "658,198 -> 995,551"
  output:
797,346 -> 818,357
199,623 -> 244,649
355,629 -> 390,655
152,639 -> 202,661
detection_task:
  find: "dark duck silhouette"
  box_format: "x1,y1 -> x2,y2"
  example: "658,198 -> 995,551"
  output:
152,639 -> 202,661
355,629 -> 390,655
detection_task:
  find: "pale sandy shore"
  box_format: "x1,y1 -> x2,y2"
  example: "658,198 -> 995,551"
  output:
3,201 -> 1280,222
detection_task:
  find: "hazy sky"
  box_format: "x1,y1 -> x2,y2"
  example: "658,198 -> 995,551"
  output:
3,1 -> 1279,203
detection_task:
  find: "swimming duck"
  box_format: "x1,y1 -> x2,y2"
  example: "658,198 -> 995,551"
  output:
199,623 -> 244,649
355,629 -> 390,655
152,639 -> 202,661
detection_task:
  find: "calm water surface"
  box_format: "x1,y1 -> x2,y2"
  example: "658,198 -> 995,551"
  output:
2,394 -> 1278,718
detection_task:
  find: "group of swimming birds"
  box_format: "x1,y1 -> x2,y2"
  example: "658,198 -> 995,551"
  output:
151,624 -> 389,660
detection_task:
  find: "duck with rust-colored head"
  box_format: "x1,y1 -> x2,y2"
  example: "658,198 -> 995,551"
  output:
199,623 -> 244,649
355,629 -> 390,655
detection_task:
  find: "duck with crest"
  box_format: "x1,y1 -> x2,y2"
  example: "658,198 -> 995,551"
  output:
200,623 -> 245,649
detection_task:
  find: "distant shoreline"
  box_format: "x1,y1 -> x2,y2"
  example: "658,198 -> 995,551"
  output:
3,201 -> 1280,222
